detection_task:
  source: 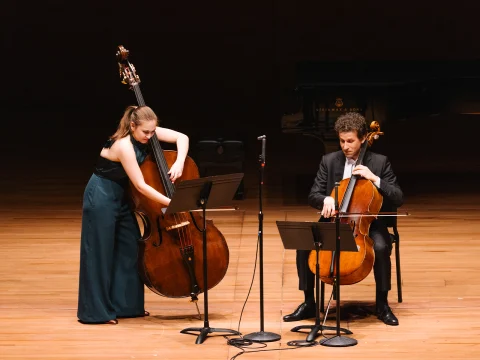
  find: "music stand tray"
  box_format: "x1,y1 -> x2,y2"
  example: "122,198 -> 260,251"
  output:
165,173 -> 244,344
164,173 -> 244,215
277,221 -> 357,252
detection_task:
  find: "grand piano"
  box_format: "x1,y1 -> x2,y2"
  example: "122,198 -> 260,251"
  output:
281,60 -> 480,153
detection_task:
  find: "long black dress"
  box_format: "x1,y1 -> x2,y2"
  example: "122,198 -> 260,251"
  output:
77,136 -> 149,323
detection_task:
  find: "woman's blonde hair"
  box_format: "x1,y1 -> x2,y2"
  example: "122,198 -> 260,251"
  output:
111,105 -> 158,140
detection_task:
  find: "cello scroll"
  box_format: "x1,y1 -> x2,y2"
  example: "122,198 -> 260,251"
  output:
366,120 -> 384,147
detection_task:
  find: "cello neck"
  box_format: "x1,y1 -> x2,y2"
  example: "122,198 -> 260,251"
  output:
339,140 -> 368,213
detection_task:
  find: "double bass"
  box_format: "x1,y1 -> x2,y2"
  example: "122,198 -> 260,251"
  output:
307,122 -> 384,285
116,45 -> 229,301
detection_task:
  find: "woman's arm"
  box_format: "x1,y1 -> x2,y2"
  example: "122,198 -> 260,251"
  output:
117,140 -> 171,206
155,127 -> 189,182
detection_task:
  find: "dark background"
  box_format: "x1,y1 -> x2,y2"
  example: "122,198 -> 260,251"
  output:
2,1 -> 480,205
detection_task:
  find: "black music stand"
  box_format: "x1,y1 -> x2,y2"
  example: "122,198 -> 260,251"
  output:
165,173 -> 244,344
276,220 -> 357,345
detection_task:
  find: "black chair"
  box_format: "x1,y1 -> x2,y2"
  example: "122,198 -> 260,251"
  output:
385,214 -> 403,303
193,139 -> 245,200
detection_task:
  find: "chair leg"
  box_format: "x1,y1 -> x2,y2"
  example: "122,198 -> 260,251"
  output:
395,240 -> 403,303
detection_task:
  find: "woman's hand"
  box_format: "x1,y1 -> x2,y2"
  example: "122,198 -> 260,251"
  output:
168,161 -> 184,183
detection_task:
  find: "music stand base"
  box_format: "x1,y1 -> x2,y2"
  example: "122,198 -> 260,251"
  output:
320,335 -> 357,347
180,326 -> 241,345
243,331 -> 281,343
291,324 -> 352,342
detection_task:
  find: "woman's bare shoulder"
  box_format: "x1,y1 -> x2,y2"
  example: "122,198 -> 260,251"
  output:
111,136 -> 133,149
101,136 -> 133,161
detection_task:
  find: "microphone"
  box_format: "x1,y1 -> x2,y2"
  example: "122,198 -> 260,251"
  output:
257,135 -> 266,163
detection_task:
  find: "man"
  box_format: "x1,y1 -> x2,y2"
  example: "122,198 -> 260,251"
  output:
283,112 -> 403,326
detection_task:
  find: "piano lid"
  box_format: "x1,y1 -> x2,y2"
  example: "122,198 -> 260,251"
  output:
295,60 -> 480,88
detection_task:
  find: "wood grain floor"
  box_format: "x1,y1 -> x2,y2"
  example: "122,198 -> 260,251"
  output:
1,185 -> 479,359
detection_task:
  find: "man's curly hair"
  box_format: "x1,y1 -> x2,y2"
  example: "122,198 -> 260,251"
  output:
334,112 -> 368,138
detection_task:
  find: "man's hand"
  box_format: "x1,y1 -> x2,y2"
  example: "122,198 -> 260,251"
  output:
321,196 -> 335,218
352,165 -> 379,183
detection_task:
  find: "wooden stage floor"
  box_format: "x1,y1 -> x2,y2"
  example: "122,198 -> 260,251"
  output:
1,185 -> 479,359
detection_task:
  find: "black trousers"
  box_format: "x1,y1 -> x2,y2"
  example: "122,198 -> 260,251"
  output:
296,219 -> 392,294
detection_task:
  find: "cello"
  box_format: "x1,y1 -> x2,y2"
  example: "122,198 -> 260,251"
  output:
115,45 -> 229,301
307,121 -> 384,285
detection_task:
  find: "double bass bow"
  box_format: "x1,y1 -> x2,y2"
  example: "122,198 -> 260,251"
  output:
115,45 -> 230,302
307,121 -> 385,285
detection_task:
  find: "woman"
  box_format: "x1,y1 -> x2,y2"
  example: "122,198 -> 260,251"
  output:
77,105 -> 189,324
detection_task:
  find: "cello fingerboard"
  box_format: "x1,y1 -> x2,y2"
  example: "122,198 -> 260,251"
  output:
339,139 -> 368,213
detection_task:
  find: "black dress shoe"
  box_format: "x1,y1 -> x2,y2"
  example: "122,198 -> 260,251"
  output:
283,302 -> 316,322
376,305 -> 399,326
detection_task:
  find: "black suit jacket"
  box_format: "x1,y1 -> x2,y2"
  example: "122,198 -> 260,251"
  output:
308,150 -> 404,215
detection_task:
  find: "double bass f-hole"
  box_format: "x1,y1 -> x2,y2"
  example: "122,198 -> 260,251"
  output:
154,216 -> 163,247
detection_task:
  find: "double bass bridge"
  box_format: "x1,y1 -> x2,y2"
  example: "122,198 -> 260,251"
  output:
166,221 -> 190,231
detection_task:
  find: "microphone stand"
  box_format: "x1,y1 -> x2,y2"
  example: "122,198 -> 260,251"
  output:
243,135 -> 281,343
320,182 -> 357,347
